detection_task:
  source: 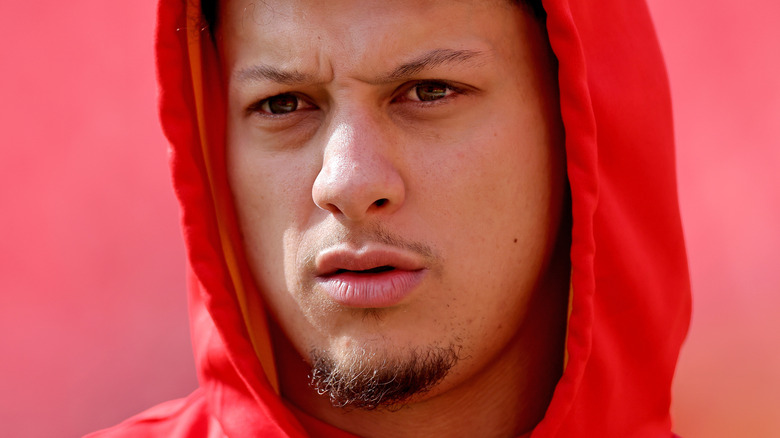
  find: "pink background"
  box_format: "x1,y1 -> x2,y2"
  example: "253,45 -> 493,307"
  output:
1,1 -> 777,436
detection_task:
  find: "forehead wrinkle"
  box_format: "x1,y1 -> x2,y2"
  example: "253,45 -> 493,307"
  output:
232,48 -> 489,87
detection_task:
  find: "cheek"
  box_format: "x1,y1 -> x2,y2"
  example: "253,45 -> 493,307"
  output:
414,116 -> 557,325
417,119 -> 555,243
228,137 -> 322,289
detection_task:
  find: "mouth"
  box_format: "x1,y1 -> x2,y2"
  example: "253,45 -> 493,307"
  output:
329,265 -> 397,276
314,245 -> 428,308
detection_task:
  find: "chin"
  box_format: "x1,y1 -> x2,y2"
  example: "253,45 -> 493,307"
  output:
307,338 -> 463,410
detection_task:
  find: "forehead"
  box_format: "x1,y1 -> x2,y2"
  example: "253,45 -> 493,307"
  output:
217,0 -> 520,78
218,0 -> 511,29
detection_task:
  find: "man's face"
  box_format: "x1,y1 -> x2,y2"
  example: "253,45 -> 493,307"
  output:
220,0 -> 565,406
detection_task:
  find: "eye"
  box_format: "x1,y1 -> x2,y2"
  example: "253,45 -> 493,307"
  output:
404,81 -> 457,102
251,93 -> 314,115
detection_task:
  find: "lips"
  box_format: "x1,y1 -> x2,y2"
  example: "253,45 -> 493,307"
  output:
314,245 -> 427,308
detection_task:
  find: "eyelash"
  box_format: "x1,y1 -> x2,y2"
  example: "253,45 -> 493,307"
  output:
245,93 -> 316,117
246,80 -> 466,117
396,80 -> 465,104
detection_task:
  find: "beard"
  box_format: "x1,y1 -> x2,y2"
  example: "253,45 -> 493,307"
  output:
308,344 -> 461,410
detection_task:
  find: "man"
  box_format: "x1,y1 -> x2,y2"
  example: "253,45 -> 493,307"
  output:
90,0 -> 690,436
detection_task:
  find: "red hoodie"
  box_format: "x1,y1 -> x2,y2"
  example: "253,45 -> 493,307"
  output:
87,0 -> 691,436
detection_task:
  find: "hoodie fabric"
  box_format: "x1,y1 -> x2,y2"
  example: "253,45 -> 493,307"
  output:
88,0 -> 691,436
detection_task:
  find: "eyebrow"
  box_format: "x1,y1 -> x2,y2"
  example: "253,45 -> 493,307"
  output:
234,65 -> 315,85
382,49 -> 486,82
233,48 -> 487,86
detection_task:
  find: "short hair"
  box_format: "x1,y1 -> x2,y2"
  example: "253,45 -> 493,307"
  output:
200,0 -> 546,33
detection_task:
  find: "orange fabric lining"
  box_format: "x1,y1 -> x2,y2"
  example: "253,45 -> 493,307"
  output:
563,274 -> 573,371
184,0 -> 279,393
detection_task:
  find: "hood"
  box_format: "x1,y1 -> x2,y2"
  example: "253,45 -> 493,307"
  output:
149,0 -> 691,436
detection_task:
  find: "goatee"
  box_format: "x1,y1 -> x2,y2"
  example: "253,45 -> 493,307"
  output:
309,345 -> 460,410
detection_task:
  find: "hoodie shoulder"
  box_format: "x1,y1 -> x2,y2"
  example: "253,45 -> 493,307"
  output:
84,389 -> 222,438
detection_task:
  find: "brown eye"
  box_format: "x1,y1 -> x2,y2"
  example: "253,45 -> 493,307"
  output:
262,94 -> 299,114
414,82 -> 450,101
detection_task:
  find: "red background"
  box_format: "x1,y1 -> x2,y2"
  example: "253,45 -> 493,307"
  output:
1,1 -> 777,436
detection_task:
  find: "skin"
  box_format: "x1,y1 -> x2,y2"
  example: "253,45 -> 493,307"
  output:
218,0 -> 569,436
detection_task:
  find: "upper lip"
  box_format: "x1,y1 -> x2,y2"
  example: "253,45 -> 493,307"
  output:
315,244 -> 426,277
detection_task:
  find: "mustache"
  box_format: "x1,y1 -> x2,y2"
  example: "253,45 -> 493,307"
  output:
299,223 -> 438,274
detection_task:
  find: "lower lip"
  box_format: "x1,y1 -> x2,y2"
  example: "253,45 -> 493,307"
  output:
316,269 -> 426,308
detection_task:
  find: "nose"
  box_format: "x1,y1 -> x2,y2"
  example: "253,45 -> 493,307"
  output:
312,115 -> 405,222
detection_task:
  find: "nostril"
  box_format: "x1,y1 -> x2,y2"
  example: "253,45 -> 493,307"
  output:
373,198 -> 388,207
